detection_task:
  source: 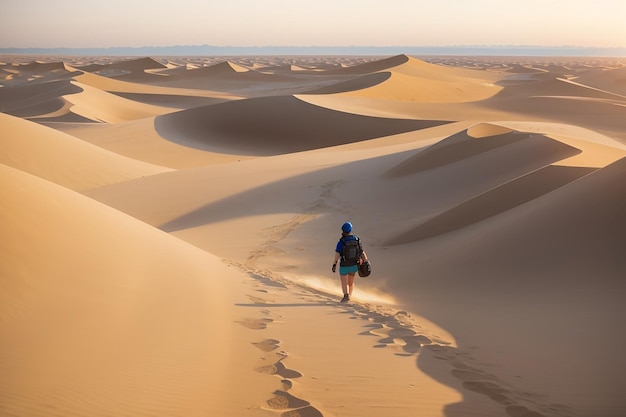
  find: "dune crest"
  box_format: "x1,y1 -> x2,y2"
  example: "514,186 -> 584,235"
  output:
330,55 -> 504,103
65,80 -> 177,122
73,69 -> 240,99
386,164 -> 595,245
328,53 -> 410,74
384,125 -> 579,177
466,122 -> 514,138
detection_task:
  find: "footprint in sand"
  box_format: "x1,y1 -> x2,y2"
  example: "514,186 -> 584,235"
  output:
281,406 -> 324,417
254,353 -> 303,379
252,338 -> 281,352
272,361 -> 303,379
236,317 -> 273,330
247,294 -> 275,304
251,339 -> 320,416
425,344 -> 458,360
267,390 -> 311,410
363,322 -> 431,355
266,386 -> 325,415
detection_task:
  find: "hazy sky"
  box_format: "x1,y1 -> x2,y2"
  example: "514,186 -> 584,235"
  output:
1,0 -> 624,48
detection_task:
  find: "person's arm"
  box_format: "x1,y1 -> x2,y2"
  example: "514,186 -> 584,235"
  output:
359,239 -> 368,262
332,251 -> 340,272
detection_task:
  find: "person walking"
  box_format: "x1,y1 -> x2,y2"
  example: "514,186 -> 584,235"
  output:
332,222 -> 368,302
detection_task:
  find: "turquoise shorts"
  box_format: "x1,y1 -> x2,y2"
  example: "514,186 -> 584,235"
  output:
339,264 -> 358,275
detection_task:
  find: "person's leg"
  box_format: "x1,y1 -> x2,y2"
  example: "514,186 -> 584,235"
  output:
347,273 -> 356,296
340,274 -> 349,296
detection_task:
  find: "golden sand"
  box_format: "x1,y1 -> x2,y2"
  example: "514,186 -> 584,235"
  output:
2,54 -> 626,417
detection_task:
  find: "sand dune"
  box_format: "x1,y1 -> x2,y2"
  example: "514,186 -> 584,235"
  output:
77,56 -> 166,74
384,125 -> 579,177
2,54 -> 626,417
301,55 -> 505,104
72,69 -> 236,97
387,164 -> 595,244
79,56 -> 169,83
0,78 -> 84,117
571,65 -> 626,96
382,157 -> 626,416
64,80 -> 177,122
71,70 -> 241,109
324,53 -> 411,75
0,113 -> 170,190
186,60 -> 251,75
0,77 -> 176,122
345,55 -> 504,103
0,163 -> 282,416
156,62 -> 363,97
161,60 -> 301,90
0,61 -> 80,88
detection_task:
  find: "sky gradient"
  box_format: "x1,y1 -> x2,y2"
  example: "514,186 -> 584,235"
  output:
1,0 -> 625,49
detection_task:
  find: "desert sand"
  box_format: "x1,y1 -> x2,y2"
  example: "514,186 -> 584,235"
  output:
1,53 -> 625,417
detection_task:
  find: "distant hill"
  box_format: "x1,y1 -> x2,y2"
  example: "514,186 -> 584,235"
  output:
2,45 -> 625,57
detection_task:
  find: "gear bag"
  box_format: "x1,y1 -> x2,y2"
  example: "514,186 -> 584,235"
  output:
358,260 -> 371,277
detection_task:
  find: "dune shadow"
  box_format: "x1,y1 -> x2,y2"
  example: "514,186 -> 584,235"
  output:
387,164 -> 595,245
417,344 -> 573,417
154,95 -> 450,155
112,92 -> 230,109
0,79 -> 83,114
158,151 -> 411,232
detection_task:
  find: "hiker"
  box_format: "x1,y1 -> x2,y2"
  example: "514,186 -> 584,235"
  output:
332,222 -> 368,302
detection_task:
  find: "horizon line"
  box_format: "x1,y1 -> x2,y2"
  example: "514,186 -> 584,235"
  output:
2,44 -> 625,57
4,43 -> 626,49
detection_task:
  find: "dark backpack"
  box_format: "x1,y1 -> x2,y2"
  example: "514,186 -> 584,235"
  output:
341,236 -> 362,266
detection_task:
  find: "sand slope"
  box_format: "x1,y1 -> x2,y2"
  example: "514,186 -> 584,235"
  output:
0,113 -> 170,191
571,65 -> 626,96
0,163 -> 279,416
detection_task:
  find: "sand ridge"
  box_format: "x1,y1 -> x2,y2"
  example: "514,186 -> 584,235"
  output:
2,53 -> 626,417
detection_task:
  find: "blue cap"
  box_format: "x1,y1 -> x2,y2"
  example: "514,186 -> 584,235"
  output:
341,222 -> 353,233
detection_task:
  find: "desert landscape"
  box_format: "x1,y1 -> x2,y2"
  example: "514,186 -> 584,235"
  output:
1,53 -> 626,417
